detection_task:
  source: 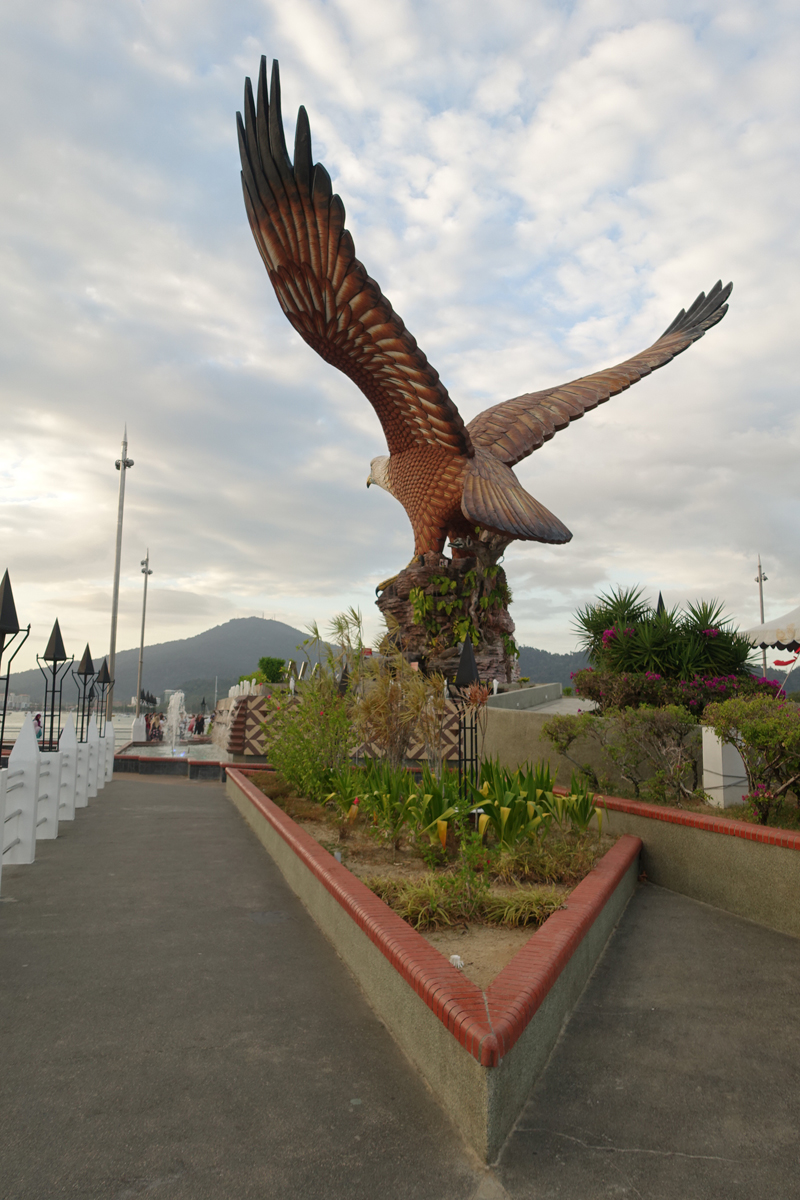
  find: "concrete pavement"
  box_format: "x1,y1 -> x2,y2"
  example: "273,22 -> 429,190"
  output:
1,775 -> 798,1199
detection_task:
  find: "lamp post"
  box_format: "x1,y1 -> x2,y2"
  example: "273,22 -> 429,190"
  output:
37,619 -> 73,752
134,550 -> 153,720
756,556 -> 768,676
95,659 -> 112,737
73,644 -> 97,742
0,570 -> 30,763
107,427 -> 134,721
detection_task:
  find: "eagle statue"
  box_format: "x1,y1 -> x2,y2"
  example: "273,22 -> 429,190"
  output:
237,58 -> 731,588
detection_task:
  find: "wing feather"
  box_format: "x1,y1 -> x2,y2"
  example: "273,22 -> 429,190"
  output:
468,281 -> 732,467
238,58 -> 472,459
461,450 -> 571,544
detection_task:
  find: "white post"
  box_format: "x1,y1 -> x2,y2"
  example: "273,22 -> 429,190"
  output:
36,748 -> 62,840
0,766 -> 7,894
105,719 -> 116,781
131,714 -> 147,742
74,739 -> 90,809
702,728 -> 749,808
87,716 -> 100,799
59,716 -> 78,821
2,714 -> 40,864
95,724 -> 107,792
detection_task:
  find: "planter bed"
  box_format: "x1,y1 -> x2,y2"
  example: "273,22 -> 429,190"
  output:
225,766 -> 641,1162
595,792 -> 800,938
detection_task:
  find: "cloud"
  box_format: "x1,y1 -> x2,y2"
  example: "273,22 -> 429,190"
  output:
0,0 -> 798,674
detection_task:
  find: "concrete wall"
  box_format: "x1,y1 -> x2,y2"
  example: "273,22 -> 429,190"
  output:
486,683 -> 561,711
482,707 -> 631,793
225,771 -> 639,1162
601,803 -> 800,939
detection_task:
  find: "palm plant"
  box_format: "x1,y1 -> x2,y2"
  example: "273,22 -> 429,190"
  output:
574,587 -> 756,680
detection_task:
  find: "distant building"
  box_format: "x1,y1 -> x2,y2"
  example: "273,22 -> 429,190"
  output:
7,693 -> 31,710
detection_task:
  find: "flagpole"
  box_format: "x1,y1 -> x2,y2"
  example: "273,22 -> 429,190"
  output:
135,550 -> 153,718
107,427 -> 134,719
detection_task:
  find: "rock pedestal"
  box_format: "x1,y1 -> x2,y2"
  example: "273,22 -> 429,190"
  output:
375,553 -> 519,682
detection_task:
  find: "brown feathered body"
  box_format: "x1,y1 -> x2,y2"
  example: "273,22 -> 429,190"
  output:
237,59 -> 732,560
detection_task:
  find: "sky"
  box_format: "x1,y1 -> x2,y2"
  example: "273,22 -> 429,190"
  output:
1,0 -> 799,674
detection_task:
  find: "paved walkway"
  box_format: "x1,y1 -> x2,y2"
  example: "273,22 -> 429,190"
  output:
1,777 -> 798,1199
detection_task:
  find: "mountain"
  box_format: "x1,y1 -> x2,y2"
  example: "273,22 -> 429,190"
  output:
9,617 -> 322,709
8,614 -> 592,709
516,645 -> 590,688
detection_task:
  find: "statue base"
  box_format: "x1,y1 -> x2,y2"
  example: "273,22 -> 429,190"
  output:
375,553 -> 519,683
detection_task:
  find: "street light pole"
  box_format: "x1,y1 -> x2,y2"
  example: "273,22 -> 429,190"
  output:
135,551 -> 153,719
756,555 -> 768,677
107,426 -> 134,719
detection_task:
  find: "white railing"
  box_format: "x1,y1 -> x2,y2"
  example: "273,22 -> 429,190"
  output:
59,716 -> 78,822
0,712 -> 116,896
228,679 -> 264,698
36,749 -> 63,840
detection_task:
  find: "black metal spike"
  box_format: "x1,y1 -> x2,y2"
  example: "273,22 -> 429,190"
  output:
656,592 -> 665,615
43,619 -> 67,663
96,658 -> 112,685
454,638 -> 480,688
76,644 -> 95,677
0,570 -> 20,636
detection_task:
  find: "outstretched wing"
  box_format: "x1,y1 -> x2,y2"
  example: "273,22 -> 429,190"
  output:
237,58 -> 472,460
467,283 -> 732,467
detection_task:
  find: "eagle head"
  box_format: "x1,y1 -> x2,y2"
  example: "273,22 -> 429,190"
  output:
367,455 -> 393,494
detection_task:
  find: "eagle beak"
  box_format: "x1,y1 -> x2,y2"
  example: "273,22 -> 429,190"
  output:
366,477 -> 372,488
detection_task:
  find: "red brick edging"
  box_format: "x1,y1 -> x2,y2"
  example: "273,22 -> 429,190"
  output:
590,792 -> 800,852
227,767 -> 641,1067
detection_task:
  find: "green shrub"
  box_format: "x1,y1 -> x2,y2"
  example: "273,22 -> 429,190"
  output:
543,705 -> 701,804
702,695 -> 800,824
258,656 -> 285,683
260,674 -> 356,803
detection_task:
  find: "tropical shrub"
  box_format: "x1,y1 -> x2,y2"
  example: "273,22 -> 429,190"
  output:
358,760 -> 417,850
574,586 -> 756,680
471,759 -> 603,843
702,694 -> 800,824
405,765 -> 467,848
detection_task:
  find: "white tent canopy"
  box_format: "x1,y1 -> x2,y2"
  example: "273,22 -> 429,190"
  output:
745,605 -> 800,651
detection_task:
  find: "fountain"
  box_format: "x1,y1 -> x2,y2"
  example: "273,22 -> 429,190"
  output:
165,690 -> 186,754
